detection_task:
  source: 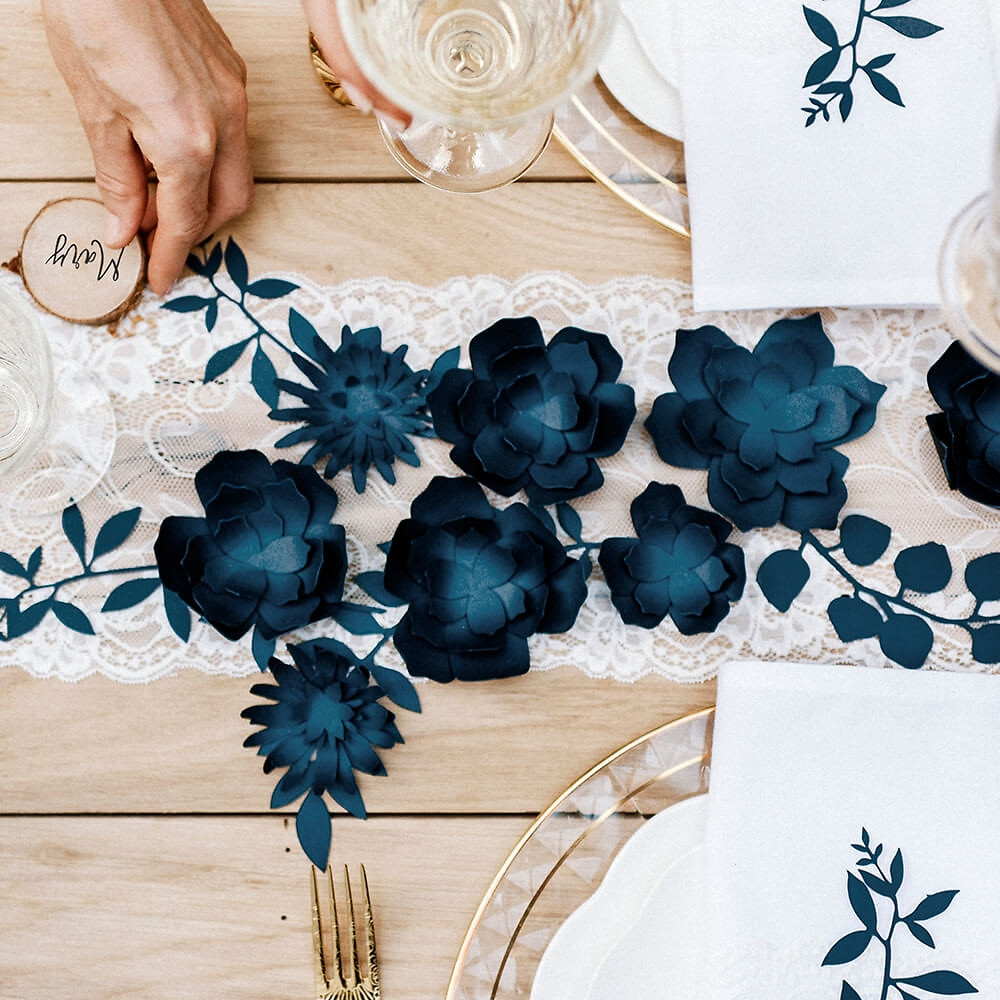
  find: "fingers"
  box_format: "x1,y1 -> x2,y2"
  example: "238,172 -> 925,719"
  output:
301,0 -> 411,128
86,116 -> 150,249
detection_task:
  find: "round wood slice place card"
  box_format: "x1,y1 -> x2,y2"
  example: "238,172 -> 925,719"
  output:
19,197 -> 146,325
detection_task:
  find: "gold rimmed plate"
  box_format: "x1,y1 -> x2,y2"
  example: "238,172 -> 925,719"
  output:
445,708 -> 713,1000
553,76 -> 690,239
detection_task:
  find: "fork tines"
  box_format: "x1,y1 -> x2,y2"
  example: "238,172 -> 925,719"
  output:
311,864 -> 381,1000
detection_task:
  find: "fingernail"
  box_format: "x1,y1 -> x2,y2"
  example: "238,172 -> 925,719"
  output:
103,213 -> 126,247
376,109 -> 411,134
340,81 -> 373,113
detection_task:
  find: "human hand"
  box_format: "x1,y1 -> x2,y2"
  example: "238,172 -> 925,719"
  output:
41,0 -> 254,294
300,0 -> 411,130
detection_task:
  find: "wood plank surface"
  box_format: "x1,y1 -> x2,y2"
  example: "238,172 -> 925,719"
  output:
0,181 -> 690,283
0,0 -> 587,182
0,814 -> 527,1000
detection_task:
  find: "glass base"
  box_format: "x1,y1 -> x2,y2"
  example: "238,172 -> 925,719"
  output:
0,358 -> 116,514
377,112 -> 553,193
939,191 -> 1000,369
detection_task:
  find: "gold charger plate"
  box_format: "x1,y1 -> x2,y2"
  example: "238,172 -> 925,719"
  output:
445,707 -> 713,1000
553,77 -> 690,239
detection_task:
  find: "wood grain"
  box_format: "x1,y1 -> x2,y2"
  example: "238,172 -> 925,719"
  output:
0,814 -> 527,1000
0,181 -> 690,284
0,667 -> 715,815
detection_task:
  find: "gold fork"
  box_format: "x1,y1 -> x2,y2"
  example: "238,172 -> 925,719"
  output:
311,865 -> 381,1000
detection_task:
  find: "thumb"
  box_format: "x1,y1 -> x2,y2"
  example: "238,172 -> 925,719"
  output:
86,117 -> 150,248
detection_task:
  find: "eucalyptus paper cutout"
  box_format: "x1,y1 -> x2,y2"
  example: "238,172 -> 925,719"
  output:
801,0 -> 942,126
758,515 -> 1000,669
823,828 -> 977,999
0,504 -> 160,639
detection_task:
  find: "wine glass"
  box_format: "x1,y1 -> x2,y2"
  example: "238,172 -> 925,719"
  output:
938,116 -> 1000,369
0,282 -> 115,514
336,0 -> 619,192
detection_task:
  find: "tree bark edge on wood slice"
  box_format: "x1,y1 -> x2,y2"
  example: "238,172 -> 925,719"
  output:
16,197 -> 147,326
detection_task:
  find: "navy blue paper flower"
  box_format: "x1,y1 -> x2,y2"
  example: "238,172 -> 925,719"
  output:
646,314 -> 884,531
271,322 -> 433,492
926,341 -> 1000,507
428,317 -> 636,505
155,449 -> 348,641
242,638 -> 403,868
599,483 -> 745,633
382,476 -> 588,682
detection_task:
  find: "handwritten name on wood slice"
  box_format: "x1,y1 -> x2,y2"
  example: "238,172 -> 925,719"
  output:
19,198 -> 146,325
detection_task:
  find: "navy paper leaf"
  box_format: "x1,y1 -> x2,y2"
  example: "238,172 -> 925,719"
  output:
92,508 -> 142,562
0,552 -> 29,580
890,848 -> 904,889
162,586 -> 192,642
224,238 -> 249,292
880,612 -> 933,668
908,890 -> 959,922
101,577 -> 160,612
6,599 -> 51,638
162,295 -> 215,313
866,53 -> 896,69
287,308 -> 321,361
841,984 -> 864,1000
906,920 -> 935,949
860,869 -> 896,897
865,68 -> 905,106
839,88 -> 854,122
368,663 -> 421,714
965,553 -> 1000,602
330,602 -> 386,635
971,625 -> 1000,664
757,549 -> 810,611
204,337 -> 252,383
204,241 -> 223,277
205,300 -> 218,333
804,6 -> 840,47
805,47 -> 841,87
251,628 -> 277,671
51,600 -> 95,635
871,15 -> 943,38
823,929 -> 873,966
62,504 -> 87,568
556,502 -> 583,543
251,346 -> 280,408
26,545 -> 42,581
246,278 -> 298,299
426,346 -> 461,393
848,872 -> 878,930
354,570 -> 406,608
896,971 -> 978,994
296,789 -> 332,870
840,515 -> 892,565
894,542 -> 951,593
828,595 -> 883,642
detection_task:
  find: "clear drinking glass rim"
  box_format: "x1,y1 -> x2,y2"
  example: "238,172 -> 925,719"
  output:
334,0 -> 619,130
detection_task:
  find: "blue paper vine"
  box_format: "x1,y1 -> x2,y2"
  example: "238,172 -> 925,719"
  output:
0,504 -> 162,640
801,0 -> 942,126
823,828 -> 977,999
757,515 -> 1000,669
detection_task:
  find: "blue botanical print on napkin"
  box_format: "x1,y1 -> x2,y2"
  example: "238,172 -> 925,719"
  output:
824,829 -> 977,999
801,0 -> 943,126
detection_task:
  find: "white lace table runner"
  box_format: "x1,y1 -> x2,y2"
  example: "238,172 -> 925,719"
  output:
0,267 -> 991,684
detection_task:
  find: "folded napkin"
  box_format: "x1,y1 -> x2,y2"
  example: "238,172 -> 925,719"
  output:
706,661 -> 1000,998
675,0 -> 998,311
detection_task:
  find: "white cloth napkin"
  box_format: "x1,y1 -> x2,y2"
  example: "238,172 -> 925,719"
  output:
674,0 -> 998,312
706,661 -> 1000,998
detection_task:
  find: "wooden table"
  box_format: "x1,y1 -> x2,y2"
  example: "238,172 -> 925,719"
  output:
0,4 -> 711,998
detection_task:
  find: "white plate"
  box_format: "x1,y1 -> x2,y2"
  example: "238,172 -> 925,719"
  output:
597,12 -> 684,140
530,794 -> 707,1000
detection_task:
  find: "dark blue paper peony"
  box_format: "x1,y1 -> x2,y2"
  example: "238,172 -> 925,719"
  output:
242,638 -> 404,868
155,449 -> 348,640
383,476 -> 588,682
646,314 -> 884,531
926,341 -> 1000,507
270,322 -> 434,492
427,317 -> 636,505
599,483 -> 745,633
